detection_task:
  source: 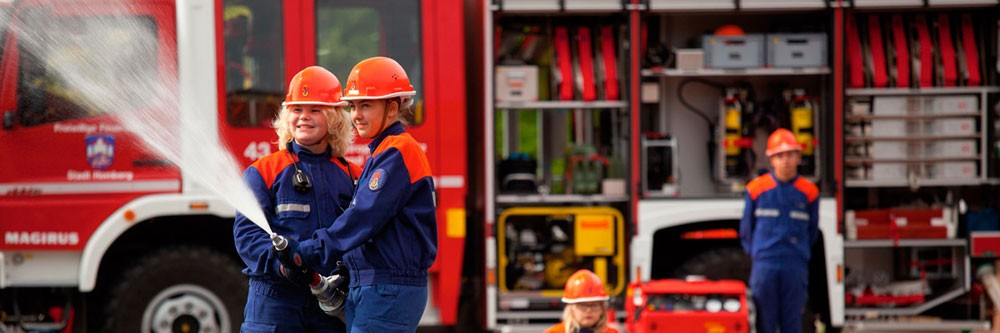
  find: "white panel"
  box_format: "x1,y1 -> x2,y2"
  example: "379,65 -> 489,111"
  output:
3,251 -> 81,287
853,0 -> 923,7
742,0 -> 826,9
928,0 -> 999,6
498,0 -> 560,12
565,0 -> 623,11
648,0 -> 737,11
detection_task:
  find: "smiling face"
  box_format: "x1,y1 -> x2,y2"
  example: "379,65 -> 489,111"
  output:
349,98 -> 398,139
288,104 -> 330,153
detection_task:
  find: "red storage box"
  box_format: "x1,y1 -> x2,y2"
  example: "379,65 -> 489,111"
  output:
971,231 -> 1000,257
846,208 -> 955,240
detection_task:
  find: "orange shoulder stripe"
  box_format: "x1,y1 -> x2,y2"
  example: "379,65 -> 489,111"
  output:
746,174 -> 777,200
251,151 -> 295,190
373,133 -> 433,184
793,177 -> 820,202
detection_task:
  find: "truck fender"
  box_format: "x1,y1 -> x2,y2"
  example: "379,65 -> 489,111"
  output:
78,193 -> 236,292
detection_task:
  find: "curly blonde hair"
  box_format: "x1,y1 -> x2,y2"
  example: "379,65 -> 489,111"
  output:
272,105 -> 354,156
561,302 -> 609,333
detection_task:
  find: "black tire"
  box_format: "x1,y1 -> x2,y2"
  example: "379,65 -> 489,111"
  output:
673,247 -> 752,282
103,246 -> 247,333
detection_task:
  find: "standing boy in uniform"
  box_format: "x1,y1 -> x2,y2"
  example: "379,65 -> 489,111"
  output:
740,128 -> 819,333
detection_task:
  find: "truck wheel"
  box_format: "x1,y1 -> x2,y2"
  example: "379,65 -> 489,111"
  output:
103,246 -> 247,333
674,247 -> 751,281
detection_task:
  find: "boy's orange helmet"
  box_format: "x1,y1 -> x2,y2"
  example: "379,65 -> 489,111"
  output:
562,269 -> 609,304
766,128 -> 803,157
283,66 -> 347,107
341,56 -> 416,105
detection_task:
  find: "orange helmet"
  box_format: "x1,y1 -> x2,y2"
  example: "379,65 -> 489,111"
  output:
283,66 -> 347,107
341,56 -> 416,107
562,269 -> 609,304
766,128 -> 803,157
714,24 -> 745,36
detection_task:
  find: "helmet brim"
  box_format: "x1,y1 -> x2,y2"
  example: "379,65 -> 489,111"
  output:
766,144 -> 802,157
282,101 -> 348,107
562,296 -> 610,304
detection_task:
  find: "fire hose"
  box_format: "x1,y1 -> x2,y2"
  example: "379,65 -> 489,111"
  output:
271,234 -> 348,320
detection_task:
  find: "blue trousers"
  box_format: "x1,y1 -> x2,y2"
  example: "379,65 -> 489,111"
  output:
241,278 -> 346,333
346,284 -> 427,332
750,261 -> 809,333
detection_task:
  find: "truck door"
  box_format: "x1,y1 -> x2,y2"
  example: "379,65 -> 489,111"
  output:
0,1 -> 179,250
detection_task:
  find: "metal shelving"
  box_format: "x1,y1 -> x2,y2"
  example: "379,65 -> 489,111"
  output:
641,67 -> 830,77
495,100 -> 628,110
846,178 -> 986,188
496,193 -> 629,204
844,135 -> 980,143
846,86 -> 1000,96
844,238 -> 966,248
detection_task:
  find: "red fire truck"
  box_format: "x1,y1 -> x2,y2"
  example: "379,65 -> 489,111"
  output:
0,0 -> 468,331
4,0 -> 1000,332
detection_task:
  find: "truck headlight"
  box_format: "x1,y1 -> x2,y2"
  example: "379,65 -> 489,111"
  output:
723,298 -> 741,312
705,298 -> 722,312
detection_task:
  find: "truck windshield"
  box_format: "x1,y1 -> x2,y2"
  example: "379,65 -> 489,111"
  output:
16,13 -> 159,127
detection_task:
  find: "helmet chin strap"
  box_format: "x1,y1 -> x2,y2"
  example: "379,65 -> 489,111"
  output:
373,98 -> 398,138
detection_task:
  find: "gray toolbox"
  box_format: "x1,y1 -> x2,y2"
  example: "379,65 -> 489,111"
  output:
703,34 -> 765,69
767,33 -> 827,68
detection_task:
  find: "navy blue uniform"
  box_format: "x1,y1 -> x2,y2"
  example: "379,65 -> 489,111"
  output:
298,122 -> 437,332
740,172 -> 819,333
234,141 -> 360,333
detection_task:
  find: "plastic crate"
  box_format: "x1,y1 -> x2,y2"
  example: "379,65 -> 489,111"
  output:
703,34 -> 765,69
767,33 -> 827,68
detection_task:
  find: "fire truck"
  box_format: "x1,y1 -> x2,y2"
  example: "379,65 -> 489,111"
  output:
0,0 -> 468,331
3,0 -> 1000,333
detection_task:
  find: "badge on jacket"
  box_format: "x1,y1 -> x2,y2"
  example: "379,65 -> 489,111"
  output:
369,169 -> 386,191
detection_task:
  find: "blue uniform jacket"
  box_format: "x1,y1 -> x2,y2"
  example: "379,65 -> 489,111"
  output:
740,172 -> 819,263
298,122 -> 438,287
234,141 -> 361,282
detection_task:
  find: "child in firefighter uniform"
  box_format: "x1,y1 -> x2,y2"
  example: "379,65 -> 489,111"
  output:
545,269 -> 619,333
233,66 -> 360,332
280,56 -> 437,332
740,128 -> 819,333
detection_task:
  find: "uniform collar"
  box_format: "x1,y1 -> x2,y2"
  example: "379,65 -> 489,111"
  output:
770,171 -> 799,184
368,121 -> 405,152
290,140 -> 332,163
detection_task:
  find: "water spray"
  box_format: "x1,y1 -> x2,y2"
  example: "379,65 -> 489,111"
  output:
9,1 -> 270,233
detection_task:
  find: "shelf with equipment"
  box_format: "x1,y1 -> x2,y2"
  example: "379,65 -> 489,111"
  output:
839,5 -> 998,328
843,241 -> 970,317
843,91 -> 996,188
638,7 -> 832,197
486,5 -> 636,329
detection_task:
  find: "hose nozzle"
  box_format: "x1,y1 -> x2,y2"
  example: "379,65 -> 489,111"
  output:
271,233 -> 287,251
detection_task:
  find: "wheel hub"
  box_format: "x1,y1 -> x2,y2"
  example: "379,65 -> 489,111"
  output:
142,284 -> 230,333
